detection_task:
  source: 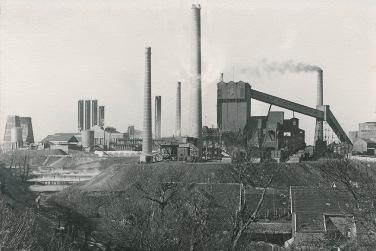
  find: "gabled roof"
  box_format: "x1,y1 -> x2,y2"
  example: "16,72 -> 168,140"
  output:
41,133 -> 79,143
291,187 -> 356,235
357,138 -> 376,144
290,186 -> 355,214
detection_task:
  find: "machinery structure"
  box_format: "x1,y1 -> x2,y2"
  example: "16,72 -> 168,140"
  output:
217,77 -> 352,148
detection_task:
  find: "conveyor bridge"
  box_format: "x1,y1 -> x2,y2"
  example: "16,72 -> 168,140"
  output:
249,89 -> 352,145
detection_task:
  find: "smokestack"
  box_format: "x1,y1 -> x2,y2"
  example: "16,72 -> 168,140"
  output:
141,47 -> 152,163
189,4 -> 202,154
175,82 -> 181,137
220,73 -> 224,82
314,69 -> 324,144
317,69 -> 323,106
155,96 -> 161,139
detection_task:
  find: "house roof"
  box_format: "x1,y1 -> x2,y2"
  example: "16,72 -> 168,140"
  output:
41,133 -> 79,143
295,212 -> 325,232
359,138 -> 376,144
290,186 -> 355,214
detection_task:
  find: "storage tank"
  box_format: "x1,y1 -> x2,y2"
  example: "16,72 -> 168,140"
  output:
81,130 -> 95,152
10,127 -> 23,149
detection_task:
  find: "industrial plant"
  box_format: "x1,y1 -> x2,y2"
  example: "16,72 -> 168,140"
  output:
1,2 -> 375,251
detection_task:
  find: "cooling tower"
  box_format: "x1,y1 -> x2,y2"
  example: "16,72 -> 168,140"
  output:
10,127 -> 23,149
314,69 -> 324,144
141,47 -> 153,163
189,4 -> 202,154
155,96 -> 161,139
19,117 -> 34,144
175,82 -> 182,137
81,130 -> 94,152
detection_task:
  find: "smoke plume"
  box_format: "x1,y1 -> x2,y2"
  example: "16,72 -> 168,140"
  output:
261,59 -> 322,74
239,59 -> 322,78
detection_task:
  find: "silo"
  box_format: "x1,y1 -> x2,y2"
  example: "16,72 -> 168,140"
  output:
10,127 -> 23,149
82,130 -> 95,152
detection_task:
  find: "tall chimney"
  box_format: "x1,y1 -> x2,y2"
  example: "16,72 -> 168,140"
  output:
314,69 -> 324,144
220,73 -> 224,82
155,96 -> 161,139
189,4 -> 202,154
141,47 -> 152,162
175,82 -> 181,137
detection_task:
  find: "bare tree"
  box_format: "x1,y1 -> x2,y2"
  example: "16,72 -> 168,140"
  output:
224,162 -> 281,251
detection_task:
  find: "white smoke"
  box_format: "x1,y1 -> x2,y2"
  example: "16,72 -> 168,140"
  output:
261,59 -> 322,73
239,59 -> 322,77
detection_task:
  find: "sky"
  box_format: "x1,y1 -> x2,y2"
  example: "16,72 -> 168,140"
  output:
0,0 -> 375,144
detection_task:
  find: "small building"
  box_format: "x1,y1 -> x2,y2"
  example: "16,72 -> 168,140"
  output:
90,125 -> 125,149
40,133 -> 80,152
352,138 -> 376,155
217,80 -> 252,133
247,112 -> 306,155
202,126 -> 222,160
349,121 -> 376,145
287,186 -> 357,249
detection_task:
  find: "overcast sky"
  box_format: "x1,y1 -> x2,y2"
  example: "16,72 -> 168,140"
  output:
1,0 -> 375,144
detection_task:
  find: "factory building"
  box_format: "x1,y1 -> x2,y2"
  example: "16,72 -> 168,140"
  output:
202,126 -> 222,160
90,125 -> 125,150
3,115 -> 34,149
78,99 -> 104,131
216,76 -> 351,152
247,112 -> 305,154
349,122 -> 376,155
40,133 -> 80,152
217,80 -> 252,132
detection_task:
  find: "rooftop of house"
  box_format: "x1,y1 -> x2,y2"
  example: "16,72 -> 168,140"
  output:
290,186 -> 355,215
41,133 -> 79,143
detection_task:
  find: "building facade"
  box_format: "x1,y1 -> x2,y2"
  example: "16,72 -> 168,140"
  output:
247,112 -> 305,153
217,81 -> 252,133
349,122 -> 376,155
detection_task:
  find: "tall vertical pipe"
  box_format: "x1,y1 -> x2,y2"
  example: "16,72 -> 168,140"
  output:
175,82 -> 182,137
155,96 -> 161,139
317,69 -> 323,107
142,47 -> 152,156
190,4 -> 202,153
314,69 -> 324,144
